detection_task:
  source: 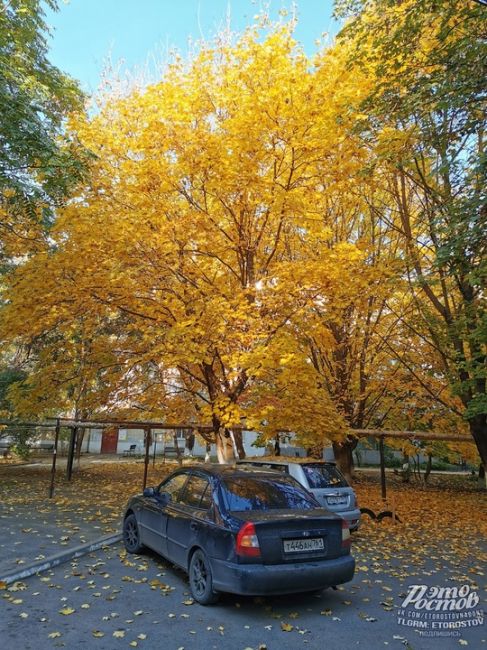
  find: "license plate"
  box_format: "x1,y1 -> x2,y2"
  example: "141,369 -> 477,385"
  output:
327,496 -> 347,505
283,538 -> 324,553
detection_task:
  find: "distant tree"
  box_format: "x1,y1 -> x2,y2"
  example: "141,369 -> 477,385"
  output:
0,0 -> 88,262
334,0 -> 487,471
0,366 -> 25,423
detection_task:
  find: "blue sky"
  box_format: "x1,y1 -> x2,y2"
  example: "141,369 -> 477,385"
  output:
45,1 -> 338,93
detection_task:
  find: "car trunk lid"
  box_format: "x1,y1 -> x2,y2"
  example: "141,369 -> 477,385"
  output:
231,509 -> 344,564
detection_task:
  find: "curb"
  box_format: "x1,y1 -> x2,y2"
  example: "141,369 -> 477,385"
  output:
0,532 -> 123,585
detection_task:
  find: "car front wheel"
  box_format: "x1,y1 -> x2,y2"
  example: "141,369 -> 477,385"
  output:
123,513 -> 144,554
189,549 -> 219,605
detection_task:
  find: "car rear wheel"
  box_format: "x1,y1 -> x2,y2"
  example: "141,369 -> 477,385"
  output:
123,514 -> 144,554
189,549 -> 219,605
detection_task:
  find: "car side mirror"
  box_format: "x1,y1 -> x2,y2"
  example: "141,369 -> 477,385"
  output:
143,487 -> 155,497
158,491 -> 170,506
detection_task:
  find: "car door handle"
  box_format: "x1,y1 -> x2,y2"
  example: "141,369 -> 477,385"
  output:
190,522 -> 198,531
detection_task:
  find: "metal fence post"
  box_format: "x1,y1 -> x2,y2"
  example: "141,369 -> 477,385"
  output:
49,418 -> 61,498
379,435 -> 387,501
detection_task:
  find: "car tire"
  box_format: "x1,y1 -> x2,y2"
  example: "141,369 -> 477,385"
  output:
123,513 -> 144,554
189,549 -> 219,605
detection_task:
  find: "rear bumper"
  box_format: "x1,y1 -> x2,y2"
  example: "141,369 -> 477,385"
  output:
342,508 -> 361,531
211,554 -> 355,596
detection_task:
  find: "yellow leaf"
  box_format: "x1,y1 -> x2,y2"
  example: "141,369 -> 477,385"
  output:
280,622 -> 293,632
113,630 -> 125,638
59,606 -> 75,615
92,630 -> 105,638
48,632 -> 62,639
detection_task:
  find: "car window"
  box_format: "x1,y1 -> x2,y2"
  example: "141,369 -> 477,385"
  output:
158,473 -> 188,503
220,476 -> 319,512
302,464 -> 348,488
181,475 -> 212,510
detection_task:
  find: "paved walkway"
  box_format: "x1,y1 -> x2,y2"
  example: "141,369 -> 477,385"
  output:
0,460 -> 129,575
1,539 -> 485,650
0,500 -> 119,576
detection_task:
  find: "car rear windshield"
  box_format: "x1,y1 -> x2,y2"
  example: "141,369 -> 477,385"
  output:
302,464 -> 348,488
220,476 -> 319,512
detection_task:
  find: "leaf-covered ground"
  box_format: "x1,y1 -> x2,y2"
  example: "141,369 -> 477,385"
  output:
353,473 -> 486,583
0,460 -> 486,578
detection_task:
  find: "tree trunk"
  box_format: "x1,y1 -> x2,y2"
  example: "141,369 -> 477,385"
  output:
469,415 -> 487,486
215,428 -> 236,464
479,463 -> 486,489
75,427 -> 85,468
204,443 -> 211,463
185,432 -> 195,455
402,453 -> 411,483
412,454 -> 421,482
423,453 -> 432,485
274,434 -> 281,456
233,429 -> 246,460
172,434 -> 183,466
333,439 -> 355,483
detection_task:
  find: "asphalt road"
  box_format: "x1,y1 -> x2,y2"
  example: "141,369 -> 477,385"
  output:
1,541 -> 485,650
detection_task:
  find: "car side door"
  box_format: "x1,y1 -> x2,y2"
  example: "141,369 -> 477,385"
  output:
138,472 -> 189,555
165,472 -> 214,569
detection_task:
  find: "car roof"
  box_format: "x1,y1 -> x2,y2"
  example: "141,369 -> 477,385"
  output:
176,463 -> 297,480
236,457 -> 337,466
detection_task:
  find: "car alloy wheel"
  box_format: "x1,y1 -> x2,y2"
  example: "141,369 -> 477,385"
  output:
189,549 -> 219,605
123,514 -> 144,554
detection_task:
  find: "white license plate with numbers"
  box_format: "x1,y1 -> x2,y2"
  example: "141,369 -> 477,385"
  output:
327,496 -> 347,505
283,538 -> 324,553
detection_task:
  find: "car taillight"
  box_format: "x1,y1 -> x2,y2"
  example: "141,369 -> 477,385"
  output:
236,522 -> 261,557
342,519 -> 351,548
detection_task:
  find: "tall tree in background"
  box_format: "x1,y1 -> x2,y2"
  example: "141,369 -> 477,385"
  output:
0,0 -> 87,262
0,0 -> 89,441
1,28 -> 359,461
335,0 -> 486,470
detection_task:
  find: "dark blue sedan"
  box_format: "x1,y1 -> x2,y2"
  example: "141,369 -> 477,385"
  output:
122,464 -> 355,604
